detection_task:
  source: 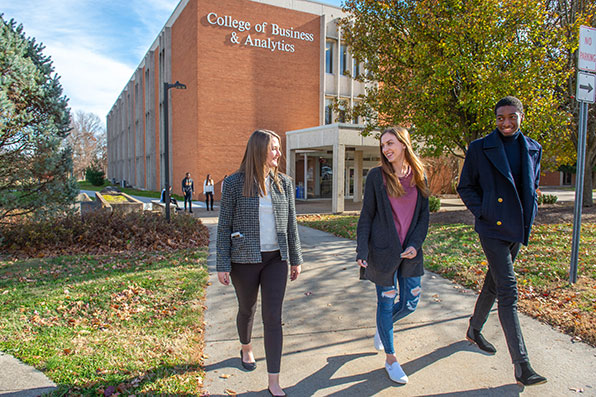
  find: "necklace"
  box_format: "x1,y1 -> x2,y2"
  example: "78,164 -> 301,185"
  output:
396,164 -> 410,178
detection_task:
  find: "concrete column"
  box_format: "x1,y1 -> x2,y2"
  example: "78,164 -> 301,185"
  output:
354,150 -> 363,203
287,149 -> 296,181
332,143 -> 345,213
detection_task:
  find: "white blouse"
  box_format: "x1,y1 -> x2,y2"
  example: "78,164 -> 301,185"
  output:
259,176 -> 279,252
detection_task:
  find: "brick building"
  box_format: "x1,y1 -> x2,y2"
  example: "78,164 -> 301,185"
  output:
107,0 -> 380,212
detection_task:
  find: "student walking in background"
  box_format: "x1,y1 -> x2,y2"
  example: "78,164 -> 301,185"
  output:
457,96 -> 547,386
160,185 -> 180,210
356,126 -> 430,385
203,174 -> 215,211
181,172 -> 194,213
216,129 -> 303,397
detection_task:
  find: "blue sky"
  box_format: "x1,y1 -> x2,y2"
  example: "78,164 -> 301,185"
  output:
1,0 -> 343,123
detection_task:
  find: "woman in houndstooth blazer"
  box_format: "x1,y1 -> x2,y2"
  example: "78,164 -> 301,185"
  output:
216,129 -> 302,397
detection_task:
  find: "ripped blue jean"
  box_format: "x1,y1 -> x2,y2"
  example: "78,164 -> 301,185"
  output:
375,271 -> 422,355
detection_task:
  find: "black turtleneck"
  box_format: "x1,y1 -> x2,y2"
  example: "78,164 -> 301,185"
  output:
499,129 -> 522,192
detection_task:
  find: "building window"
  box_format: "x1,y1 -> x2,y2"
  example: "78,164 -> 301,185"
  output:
340,44 -> 348,75
325,41 -> 334,74
352,100 -> 360,124
338,104 -> 346,123
353,58 -> 360,77
325,98 -> 333,124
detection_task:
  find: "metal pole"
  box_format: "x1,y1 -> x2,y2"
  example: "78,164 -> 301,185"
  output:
163,82 -> 171,223
569,101 -> 588,284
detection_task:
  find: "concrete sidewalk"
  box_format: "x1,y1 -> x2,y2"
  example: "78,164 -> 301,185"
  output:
201,214 -> 596,396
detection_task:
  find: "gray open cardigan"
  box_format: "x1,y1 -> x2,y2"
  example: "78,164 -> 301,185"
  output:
216,171 -> 303,272
356,166 -> 429,286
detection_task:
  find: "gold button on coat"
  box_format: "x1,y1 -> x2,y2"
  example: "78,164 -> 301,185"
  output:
497,198 -> 503,203
496,221 -> 502,226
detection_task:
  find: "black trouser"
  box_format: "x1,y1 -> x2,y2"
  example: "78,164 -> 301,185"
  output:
183,191 -> 192,211
470,236 -> 528,364
205,192 -> 214,210
231,250 -> 288,373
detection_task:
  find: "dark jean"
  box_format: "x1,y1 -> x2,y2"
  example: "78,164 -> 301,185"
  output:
183,191 -> 192,211
205,192 -> 214,210
231,250 -> 288,373
470,236 -> 528,364
375,270 -> 421,355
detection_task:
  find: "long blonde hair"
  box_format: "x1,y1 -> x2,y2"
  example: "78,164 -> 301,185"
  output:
380,126 -> 430,198
238,129 -> 282,197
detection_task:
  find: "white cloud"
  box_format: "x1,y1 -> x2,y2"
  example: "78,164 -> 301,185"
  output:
45,42 -> 133,119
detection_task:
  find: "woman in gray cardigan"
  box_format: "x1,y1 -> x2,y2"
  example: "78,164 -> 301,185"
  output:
217,129 -> 302,397
357,127 -> 430,385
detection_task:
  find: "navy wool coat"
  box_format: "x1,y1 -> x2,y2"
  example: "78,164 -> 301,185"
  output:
356,167 -> 430,286
216,172 -> 303,272
457,129 -> 542,246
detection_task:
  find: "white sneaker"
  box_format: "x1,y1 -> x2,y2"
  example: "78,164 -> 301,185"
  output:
385,361 -> 408,384
374,328 -> 384,351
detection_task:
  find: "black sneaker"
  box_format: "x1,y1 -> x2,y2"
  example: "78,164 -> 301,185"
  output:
515,362 -> 547,386
466,326 -> 496,354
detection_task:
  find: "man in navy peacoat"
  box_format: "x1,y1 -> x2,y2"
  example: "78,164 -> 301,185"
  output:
457,96 -> 547,386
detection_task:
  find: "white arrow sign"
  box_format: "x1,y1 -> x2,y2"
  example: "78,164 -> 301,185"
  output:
577,71 -> 595,103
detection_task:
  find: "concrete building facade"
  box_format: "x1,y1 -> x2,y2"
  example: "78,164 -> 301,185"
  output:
107,0 -> 377,212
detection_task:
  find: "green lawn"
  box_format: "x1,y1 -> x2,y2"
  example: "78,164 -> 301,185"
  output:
298,214 -> 596,346
0,249 -> 209,394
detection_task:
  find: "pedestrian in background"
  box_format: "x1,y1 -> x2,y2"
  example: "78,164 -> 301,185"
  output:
204,174 -> 215,211
181,172 -> 194,213
217,129 -> 302,397
356,126 -> 430,385
457,96 -> 546,386
160,185 -> 180,210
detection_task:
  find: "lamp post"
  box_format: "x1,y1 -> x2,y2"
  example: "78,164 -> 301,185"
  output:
163,81 -> 187,222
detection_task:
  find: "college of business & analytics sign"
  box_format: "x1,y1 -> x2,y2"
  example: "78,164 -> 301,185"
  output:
206,12 -> 315,54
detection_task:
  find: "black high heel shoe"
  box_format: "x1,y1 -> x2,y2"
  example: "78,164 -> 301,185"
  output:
240,349 -> 256,371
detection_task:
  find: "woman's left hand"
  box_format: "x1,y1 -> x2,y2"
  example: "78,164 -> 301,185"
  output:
290,265 -> 301,281
400,246 -> 417,259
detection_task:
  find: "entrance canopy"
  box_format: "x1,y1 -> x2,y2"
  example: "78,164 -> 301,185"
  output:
285,123 -> 379,213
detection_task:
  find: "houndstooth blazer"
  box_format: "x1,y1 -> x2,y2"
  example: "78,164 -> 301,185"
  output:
216,172 -> 303,272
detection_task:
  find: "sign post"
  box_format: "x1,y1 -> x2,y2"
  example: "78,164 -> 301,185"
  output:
570,26 -> 596,284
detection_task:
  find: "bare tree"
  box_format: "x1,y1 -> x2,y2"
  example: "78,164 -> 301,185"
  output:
66,110 -> 106,180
